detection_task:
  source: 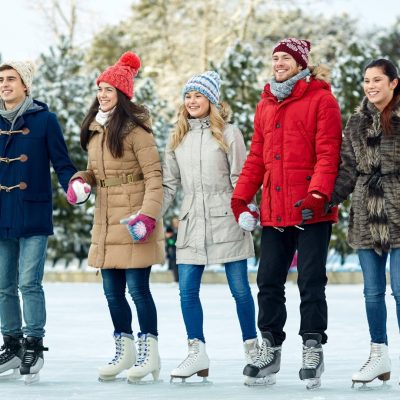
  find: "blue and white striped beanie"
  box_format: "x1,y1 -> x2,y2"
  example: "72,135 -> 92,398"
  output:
183,71 -> 221,104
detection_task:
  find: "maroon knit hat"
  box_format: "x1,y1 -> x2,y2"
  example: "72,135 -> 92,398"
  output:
272,38 -> 311,69
96,52 -> 141,99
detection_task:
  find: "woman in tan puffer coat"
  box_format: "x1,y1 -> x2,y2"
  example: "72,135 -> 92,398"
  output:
67,52 -> 163,383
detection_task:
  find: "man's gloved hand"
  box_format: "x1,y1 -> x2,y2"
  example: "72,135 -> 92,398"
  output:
121,213 -> 156,242
66,178 -> 91,205
294,192 -> 328,222
231,198 -> 259,232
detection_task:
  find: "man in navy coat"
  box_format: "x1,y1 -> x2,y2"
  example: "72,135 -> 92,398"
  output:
0,60 -> 76,381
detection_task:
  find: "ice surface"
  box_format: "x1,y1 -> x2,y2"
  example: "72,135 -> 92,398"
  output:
1,282 -> 399,399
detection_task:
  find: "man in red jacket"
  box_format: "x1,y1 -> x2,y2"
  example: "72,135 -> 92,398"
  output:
231,38 -> 342,389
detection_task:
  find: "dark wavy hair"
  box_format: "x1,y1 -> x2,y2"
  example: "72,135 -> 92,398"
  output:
80,89 -> 152,158
364,58 -> 400,136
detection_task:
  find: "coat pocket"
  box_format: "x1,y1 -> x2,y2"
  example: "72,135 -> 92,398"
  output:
175,196 -> 192,249
23,192 -> 52,231
209,206 -> 244,244
287,169 -> 313,220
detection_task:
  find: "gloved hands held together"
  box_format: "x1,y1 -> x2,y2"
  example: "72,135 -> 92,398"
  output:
231,197 -> 259,232
67,178 -> 91,205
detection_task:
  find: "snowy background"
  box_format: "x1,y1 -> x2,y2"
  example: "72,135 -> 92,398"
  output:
2,282 -> 399,400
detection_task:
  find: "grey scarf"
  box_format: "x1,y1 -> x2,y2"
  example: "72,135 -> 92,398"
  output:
0,95 -> 34,130
270,69 -> 310,101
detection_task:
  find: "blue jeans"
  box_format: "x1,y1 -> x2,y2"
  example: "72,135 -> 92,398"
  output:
0,236 -> 48,338
178,260 -> 257,342
101,267 -> 158,336
358,248 -> 400,344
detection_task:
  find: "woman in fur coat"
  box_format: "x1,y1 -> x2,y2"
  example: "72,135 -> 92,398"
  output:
331,58 -> 400,388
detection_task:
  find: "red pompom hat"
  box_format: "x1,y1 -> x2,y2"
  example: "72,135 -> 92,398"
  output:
272,38 -> 311,70
96,52 -> 141,99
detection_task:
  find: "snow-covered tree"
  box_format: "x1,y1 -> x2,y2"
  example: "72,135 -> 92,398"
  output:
134,77 -> 174,153
215,40 -> 264,146
33,37 -> 97,267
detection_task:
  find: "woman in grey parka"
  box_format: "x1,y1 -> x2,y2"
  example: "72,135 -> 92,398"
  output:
162,71 -> 258,383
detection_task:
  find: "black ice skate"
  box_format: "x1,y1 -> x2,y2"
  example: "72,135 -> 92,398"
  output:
0,335 -> 23,381
299,333 -> 324,390
243,332 -> 281,386
20,337 -> 48,384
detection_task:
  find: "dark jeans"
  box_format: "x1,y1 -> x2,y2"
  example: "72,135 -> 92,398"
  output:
257,222 -> 332,345
101,267 -> 157,336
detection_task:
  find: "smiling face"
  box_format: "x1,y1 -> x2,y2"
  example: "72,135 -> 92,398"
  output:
184,91 -> 210,119
0,68 -> 27,110
363,66 -> 398,111
272,51 -> 303,82
97,82 -> 118,112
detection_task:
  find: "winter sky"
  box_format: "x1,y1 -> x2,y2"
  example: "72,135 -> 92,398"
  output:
1,0 -> 399,61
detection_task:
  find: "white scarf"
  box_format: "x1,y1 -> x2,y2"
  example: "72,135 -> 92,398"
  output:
95,107 -> 114,126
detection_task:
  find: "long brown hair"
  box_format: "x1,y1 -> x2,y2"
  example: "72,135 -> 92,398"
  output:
364,58 -> 400,136
170,102 -> 231,152
80,89 -> 152,158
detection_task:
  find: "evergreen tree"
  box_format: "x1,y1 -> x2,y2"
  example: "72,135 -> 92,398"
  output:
134,76 -> 180,223
214,40 -> 264,146
33,37 -> 97,267
134,76 -> 174,153
376,17 -> 400,65
331,39 -> 378,123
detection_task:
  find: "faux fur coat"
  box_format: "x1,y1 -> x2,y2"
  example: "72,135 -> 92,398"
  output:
332,97 -> 400,254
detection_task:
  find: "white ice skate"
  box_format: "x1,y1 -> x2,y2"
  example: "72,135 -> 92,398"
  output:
127,334 -> 161,384
243,332 -> 281,386
0,336 -> 23,381
352,343 -> 391,390
98,333 -> 136,382
244,338 -> 260,365
20,337 -> 48,385
170,339 -> 210,385
299,333 -> 324,390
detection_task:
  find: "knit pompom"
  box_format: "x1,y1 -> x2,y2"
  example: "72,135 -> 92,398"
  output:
128,221 -> 147,241
118,52 -> 141,71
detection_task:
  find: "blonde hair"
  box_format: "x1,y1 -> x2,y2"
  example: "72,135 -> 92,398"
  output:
170,102 -> 232,153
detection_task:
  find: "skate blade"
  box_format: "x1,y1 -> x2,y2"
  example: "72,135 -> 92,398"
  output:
170,376 -> 212,386
98,376 -> 127,383
244,374 -> 276,386
306,378 -> 321,390
127,378 -> 163,385
24,373 -> 40,385
0,368 -> 22,381
352,381 -> 391,391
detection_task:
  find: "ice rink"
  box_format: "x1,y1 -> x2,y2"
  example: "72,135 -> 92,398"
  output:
1,280 -> 400,400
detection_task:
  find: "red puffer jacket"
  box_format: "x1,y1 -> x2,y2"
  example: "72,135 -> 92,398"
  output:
233,66 -> 342,227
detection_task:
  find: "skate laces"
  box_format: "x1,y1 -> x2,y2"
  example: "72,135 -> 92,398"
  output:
135,336 -> 149,366
177,340 -> 199,369
244,340 -> 259,363
22,350 -> 36,366
0,345 -> 12,362
254,341 -> 278,368
302,345 -> 322,369
359,346 -> 383,372
110,337 -> 123,365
